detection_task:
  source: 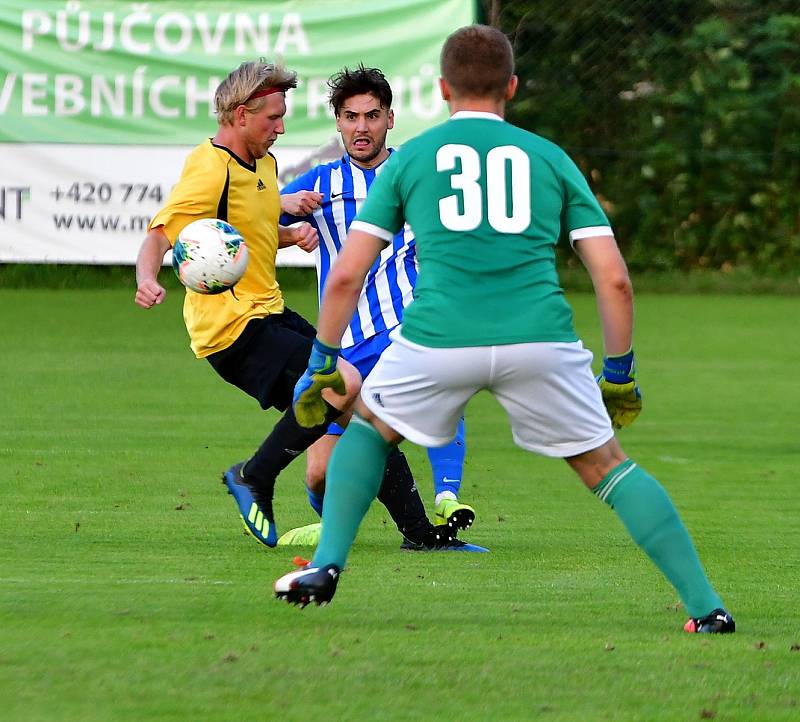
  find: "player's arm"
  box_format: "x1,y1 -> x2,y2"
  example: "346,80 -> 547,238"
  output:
278,221 -> 319,252
135,225 -> 171,308
135,147 -> 229,308
280,190 -> 323,218
279,167 -> 322,222
574,234 -> 633,355
292,156 -> 400,427
277,172 -> 322,251
561,144 -> 640,428
574,234 -> 641,429
292,227 -> 387,427
561,149 -> 630,349
318,228 -> 386,346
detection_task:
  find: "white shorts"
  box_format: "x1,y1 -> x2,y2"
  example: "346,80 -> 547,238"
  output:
360,328 -> 614,457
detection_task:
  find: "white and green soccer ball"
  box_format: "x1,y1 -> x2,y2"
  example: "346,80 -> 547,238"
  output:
172,218 -> 249,294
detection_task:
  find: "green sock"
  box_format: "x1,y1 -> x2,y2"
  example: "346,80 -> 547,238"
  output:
311,415 -> 391,570
594,460 -> 724,618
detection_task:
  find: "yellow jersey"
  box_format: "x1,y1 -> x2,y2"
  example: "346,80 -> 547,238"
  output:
150,140 -> 285,357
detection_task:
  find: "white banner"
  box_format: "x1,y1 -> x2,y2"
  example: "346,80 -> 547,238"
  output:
0,0 -> 476,265
0,142 -> 341,266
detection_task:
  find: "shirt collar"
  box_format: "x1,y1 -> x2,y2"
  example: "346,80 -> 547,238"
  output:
450,110 -> 503,121
344,147 -> 395,171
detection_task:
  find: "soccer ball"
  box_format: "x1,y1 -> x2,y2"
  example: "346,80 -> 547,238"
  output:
172,218 -> 249,294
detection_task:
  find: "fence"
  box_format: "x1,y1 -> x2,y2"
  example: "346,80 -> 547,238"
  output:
489,0 -> 800,272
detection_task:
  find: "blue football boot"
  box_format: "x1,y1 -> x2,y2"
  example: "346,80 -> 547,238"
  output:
222,462 -> 278,548
400,525 -> 489,553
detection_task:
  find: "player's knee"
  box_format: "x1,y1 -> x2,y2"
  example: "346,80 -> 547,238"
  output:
305,469 -> 326,494
305,451 -> 327,491
567,436 -> 628,490
603,436 -> 628,468
354,400 -> 404,445
320,360 -> 360,414
337,358 -> 362,402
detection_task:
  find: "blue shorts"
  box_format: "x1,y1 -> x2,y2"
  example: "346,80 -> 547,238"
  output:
327,331 -> 393,435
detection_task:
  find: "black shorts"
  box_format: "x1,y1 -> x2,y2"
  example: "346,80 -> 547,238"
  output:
206,307 -> 316,412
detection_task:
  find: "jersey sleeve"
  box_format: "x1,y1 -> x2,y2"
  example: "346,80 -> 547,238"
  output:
278,168 -> 318,225
351,152 -> 403,243
149,147 -> 227,245
559,151 -> 613,247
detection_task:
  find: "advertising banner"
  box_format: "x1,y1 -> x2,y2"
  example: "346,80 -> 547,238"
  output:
0,0 -> 475,264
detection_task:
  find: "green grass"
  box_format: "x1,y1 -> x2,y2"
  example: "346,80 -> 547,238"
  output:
3,262 -> 800,295
1,287 -> 799,721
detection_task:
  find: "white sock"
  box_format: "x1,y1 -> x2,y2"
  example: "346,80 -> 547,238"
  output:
435,490 -> 457,505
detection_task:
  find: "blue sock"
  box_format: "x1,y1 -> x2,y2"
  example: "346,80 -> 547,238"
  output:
306,486 -> 324,517
427,417 -> 466,498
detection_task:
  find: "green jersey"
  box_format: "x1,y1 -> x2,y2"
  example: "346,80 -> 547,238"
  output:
351,111 -> 612,348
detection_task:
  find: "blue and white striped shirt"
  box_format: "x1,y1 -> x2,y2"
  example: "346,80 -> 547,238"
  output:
280,152 -> 418,349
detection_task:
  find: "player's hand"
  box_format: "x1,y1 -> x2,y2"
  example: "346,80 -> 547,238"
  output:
293,338 -> 345,427
286,222 -> 319,253
596,349 -> 642,429
281,191 -> 323,216
135,278 -> 166,309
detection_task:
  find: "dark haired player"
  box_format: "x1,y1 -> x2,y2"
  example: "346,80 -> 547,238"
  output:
278,64 -> 482,551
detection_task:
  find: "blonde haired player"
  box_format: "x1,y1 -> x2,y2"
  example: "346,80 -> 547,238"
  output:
135,60 -> 359,548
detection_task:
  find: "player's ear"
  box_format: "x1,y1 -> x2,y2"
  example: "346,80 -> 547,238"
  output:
387,109 -> 394,130
335,112 -> 342,133
506,75 -> 519,101
439,77 -> 451,102
234,104 -> 248,127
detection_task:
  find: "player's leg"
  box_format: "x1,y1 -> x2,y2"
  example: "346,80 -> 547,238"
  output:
492,340 -> 733,632
272,433 -> 336,547
211,312 -> 359,547
233,355 -> 357,536
567,439 -> 733,632
427,417 -> 476,530
222,363 -> 357,547
306,399 -> 465,571
297,401 -> 465,550
275,335 -> 484,604
335,332 -> 471,549
428,417 -> 466,501
311,403 -> 402,568
273,408 -> 390,607
380,447 -> 479,549
241,333 -> 359,495
304,433 -> 336,517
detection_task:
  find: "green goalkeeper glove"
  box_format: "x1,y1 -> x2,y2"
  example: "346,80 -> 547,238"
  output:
292,337 -> 346,428
596,349 -> 642,429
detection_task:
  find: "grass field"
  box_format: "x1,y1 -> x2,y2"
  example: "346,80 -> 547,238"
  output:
1,284 -> 799,721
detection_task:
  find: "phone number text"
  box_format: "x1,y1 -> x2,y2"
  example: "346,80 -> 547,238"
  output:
49,182 -> 163,204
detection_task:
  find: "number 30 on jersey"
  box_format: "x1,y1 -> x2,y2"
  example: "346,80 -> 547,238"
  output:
436,144 -> 531,233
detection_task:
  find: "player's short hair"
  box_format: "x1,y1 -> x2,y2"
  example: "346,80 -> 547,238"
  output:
214,59 -> 297,125
328,64 -> 393,115
440,25 -> 514,100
